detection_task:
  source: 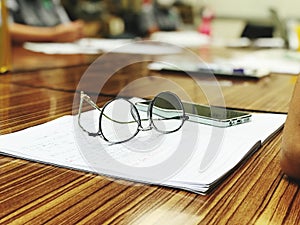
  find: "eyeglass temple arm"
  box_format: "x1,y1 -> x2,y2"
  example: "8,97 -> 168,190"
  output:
78,91 -> 102,137
80,91 -> 102,111
151,115 -> 189,121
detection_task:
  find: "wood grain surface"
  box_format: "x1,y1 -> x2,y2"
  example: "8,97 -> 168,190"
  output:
0,46 -> 299,224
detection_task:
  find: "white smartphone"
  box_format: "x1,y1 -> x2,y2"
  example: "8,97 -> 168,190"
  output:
135,100 -> 251,128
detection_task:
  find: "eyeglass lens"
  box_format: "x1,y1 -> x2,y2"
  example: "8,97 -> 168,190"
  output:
151,92 -> 185,133
100,98 -> 140,143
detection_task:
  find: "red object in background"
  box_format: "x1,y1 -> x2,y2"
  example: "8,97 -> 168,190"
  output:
198,7 -> 214,36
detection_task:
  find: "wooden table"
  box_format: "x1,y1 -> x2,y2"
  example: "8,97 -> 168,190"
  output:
0,46 -> 299,224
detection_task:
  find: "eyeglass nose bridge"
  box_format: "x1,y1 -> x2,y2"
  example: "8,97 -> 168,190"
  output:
137,114 -> 154,131
131,100 -> 154,132
138,124 -> 153,132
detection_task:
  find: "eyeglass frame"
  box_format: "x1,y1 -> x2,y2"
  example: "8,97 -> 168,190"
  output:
77,91 -> 189,144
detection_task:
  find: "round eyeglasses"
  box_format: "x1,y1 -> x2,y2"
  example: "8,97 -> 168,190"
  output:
78,91 -> 189,144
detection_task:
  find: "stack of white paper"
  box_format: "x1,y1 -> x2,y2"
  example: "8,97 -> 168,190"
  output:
0,110 -> 286,194
24,38 -> 182,55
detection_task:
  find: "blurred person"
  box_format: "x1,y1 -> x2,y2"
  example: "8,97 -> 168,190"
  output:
281,76 -> 300,181
7,0 -> 84,43
139,0 -> 182,37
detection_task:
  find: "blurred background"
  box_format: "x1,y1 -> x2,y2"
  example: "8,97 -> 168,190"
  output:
60,0 -> 300,48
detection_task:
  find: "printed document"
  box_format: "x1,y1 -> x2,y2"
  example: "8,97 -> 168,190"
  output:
0,111 -> 286,194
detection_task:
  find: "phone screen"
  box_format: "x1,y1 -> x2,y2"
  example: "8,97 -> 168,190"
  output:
135,100 -> 251,127
182,102 -> 249,120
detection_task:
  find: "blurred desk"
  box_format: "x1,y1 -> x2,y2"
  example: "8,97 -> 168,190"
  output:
11,45 -> 99,72
0,45 -> 299,224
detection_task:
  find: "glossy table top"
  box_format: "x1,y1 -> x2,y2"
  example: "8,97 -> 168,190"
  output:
0,45 -> 299,224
